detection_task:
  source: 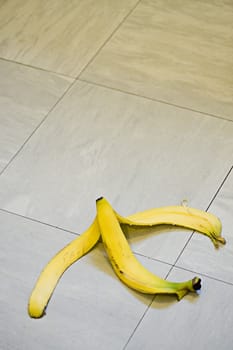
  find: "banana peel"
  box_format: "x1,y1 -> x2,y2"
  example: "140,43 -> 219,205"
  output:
28,197 -> 226,318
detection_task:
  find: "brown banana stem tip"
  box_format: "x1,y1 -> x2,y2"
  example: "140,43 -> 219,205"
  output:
192,277 -> 202,290
218,237 -> 226,244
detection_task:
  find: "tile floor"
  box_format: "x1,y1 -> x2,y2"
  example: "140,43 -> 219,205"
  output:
0,1 -> 232,349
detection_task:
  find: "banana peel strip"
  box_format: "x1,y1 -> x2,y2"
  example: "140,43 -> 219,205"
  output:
116,205 -> 226,248
28,218 -> 100,318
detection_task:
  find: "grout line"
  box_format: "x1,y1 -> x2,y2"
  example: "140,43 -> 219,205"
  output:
122,263 -> 175,350
0,57 -> 74,79
0,0 -> 143,80
2,55 -> 232,124
170,231 -> 197,269
172,264 -> 233,287
205,165 -> 233,211
78,79 -> 233,123
0,79 -> 76,177
170,165 -> 233,268
0,206 -> 188,269
134,251 -> 174,267
123,165 -> 233,349
0,207 -> 80,236
122,299 -> 153,350
123,250 -> 233,349
77,0 -> 142,79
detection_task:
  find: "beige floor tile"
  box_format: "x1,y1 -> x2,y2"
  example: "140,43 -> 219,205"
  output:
0,210 -> 171,350
0,0 -> 138,77
0,81 -> 232,264
125,267 -> 233,350
82,0 -> 233,119
0,59 -> 72,172
176,167 -> 233,283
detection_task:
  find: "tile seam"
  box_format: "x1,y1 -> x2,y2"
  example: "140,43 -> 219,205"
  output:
168,164 -> 233,269
0,1 -> 142,79
123,165 -> 233,349
0,57 -> 74,79
206,165 -> 233,211
122,253 -> 233,350
0,207 -> 190,269
0,207 -> 79,236
122,262 -> 182,350
0,79 -> 76,177
77,0 -> 142,79
78,78 -> 233,123
173,264 -> 233,287
1,56 -> 232,124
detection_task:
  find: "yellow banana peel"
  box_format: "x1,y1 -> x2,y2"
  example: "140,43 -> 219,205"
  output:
28,197 -> 225,318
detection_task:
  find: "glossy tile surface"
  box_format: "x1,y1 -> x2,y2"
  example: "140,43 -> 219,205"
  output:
125,267 -> 233,350
1,1 -> 233,349
0,59 -> 72,172
0,81 -> 232,264
176,168 -> 233,283
0,210 -> 170,350
82,0 -> 233,119
0,0 -> 138,76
